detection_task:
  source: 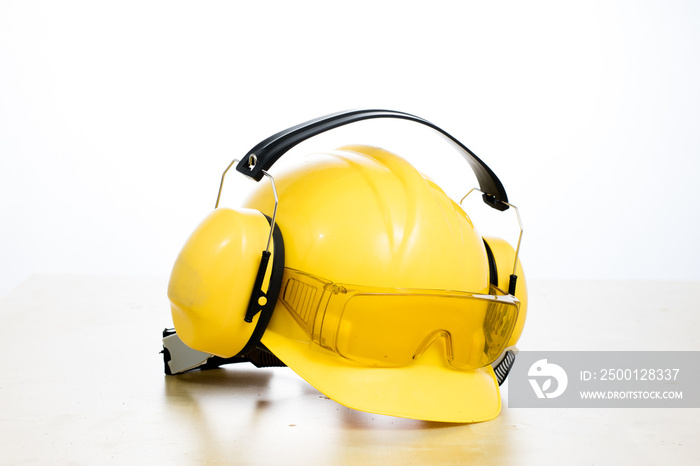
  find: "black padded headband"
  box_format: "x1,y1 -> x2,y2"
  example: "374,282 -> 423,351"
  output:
235,109 -> 510,211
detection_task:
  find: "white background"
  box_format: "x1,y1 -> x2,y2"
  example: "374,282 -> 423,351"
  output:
1,1 -> 699,297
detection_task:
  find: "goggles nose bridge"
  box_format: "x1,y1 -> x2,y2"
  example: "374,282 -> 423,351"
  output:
412,327 -> 492,370
412,329 -> 455,362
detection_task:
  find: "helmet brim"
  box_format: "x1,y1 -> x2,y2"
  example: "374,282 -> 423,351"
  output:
261,303 -> 502,423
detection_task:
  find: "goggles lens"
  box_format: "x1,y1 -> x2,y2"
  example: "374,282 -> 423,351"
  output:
279,268 -> 520,369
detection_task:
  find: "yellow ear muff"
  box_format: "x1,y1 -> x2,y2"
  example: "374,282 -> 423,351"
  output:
168,207 -> 284,358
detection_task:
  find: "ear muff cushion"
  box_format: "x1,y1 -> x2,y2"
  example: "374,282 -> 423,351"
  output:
482,239 -> 499,288
236,216 -> 285,357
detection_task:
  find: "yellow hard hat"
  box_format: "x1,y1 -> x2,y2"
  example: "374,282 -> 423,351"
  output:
165,110 -> 527,423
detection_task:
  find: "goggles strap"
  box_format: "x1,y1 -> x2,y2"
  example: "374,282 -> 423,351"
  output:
162,329 -> 287,375
491,347 -> 518,385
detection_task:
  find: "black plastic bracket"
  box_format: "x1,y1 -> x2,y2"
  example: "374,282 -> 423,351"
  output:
244,250 -> 272,323
508,274 -> 518,296
482,193 -> 509,212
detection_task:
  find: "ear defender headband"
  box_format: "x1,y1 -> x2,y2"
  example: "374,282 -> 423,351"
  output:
163,109 -> 523,381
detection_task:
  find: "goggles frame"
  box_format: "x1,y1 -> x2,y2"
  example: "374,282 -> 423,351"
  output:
279,267 -> 521,370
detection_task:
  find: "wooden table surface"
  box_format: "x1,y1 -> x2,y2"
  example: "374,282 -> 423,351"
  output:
1,276 -> 698,465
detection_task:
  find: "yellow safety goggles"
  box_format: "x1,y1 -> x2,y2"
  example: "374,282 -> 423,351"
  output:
279,268 -> 520,370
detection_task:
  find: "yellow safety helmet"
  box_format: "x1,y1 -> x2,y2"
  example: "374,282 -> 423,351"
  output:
163,110 -> 527,423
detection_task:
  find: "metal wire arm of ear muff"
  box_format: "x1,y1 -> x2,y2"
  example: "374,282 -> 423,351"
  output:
215,155 -> 280,323
215,156 -> 278,254
460,188 -> 523,296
